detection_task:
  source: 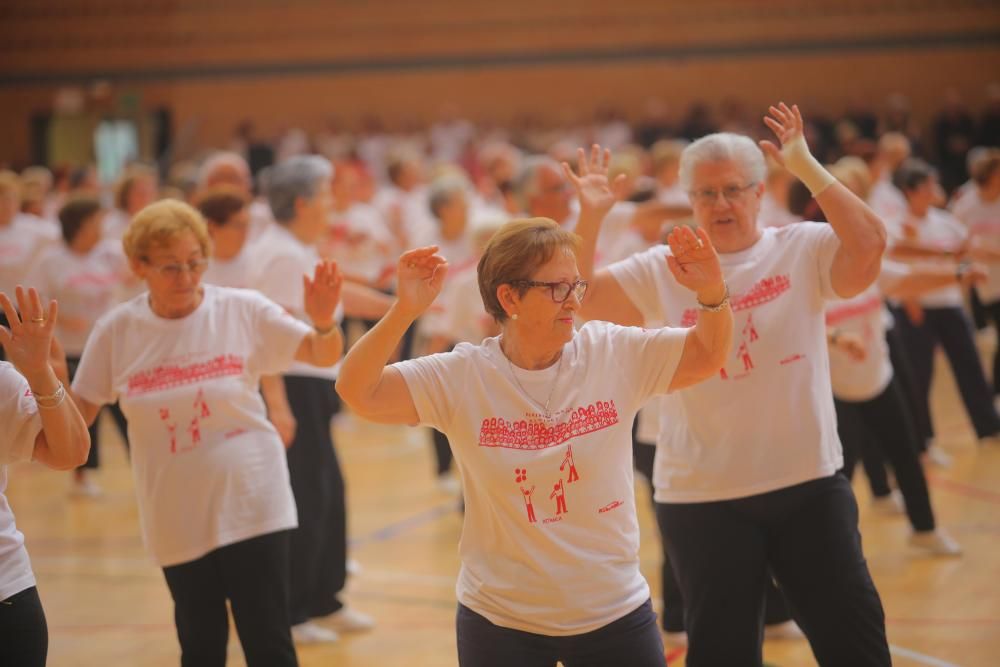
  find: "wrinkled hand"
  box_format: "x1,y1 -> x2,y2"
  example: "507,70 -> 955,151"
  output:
561,144 -> 630,219
759,103 -> 809,170
269,408 -> 297,448
665,226 -> 725,294
834,331 -> 867,362
0,286 -> 59,378
396,247 -> 448,317
303,260 -> 343,329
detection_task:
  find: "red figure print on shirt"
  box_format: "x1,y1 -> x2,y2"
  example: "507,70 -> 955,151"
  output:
738,341 -> 754,371
194,388 -> 211,418
159,408 -> 178,453
560,444 -> 580,483
521,485 -> 537,523
550,479 -> 568,515
188,417 -> 202,448
743,314 -> 759,343
720,367 -> 729,380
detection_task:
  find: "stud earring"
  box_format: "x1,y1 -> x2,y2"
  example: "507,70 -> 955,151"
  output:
511,313 -> 519,321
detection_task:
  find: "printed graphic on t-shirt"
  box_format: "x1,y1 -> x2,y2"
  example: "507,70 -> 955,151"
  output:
478,400 -> 619,450
680,274 -> 791,326
127,355 -> 245,396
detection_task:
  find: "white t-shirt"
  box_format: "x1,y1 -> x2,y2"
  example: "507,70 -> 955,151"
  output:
0,362 -> 42,601
825,284 -> 894,402
101,208 -> 130,241
886,207 -> 967,308
394,321 -> 686,635
320,203 -> 395,285
759,192 -> 802,229
870,176 -> 907,227
248,224 -> 343,380
71,285 -> 309,566
0,219 -> 53,299
953,189 -> 1000,303
425,261 -> 492,345
609,222 -> 844,503
203,249 -> 253,289
14,212 -> 60,243
28,241 -> 128,356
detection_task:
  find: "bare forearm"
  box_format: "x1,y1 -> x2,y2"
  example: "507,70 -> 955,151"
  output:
342,281 -> 394,320
337,302 -> 417,405
692,283 -> 733,372
304,327 -> 344,367
882,267 -> 964,300
260,374 -> 292,413
575,211 -> 603,283
817,182 -> 887,261
27,366 -> 90,469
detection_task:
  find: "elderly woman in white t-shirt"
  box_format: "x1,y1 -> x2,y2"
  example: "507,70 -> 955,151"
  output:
1,286 -> 90,667
70,200 -> 344,667
337,147 -> 732,667
576,103 -> 891,666
888,158 -> 1000,445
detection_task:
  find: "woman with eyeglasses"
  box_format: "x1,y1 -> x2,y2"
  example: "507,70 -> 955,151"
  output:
575,104 -> 892,666
69,199 -> 345,667
336,147 -> 732,667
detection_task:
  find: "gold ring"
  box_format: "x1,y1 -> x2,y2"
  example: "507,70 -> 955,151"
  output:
30,317 -> 45,323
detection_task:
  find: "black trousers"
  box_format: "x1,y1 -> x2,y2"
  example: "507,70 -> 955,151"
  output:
886,317 -> 934,447
283,374 -> 347,625
985,299 -> 1000,395
432,428 -> 454,476
657,475 -> 889,667
67,356 -> 129,470
836,376 -> 936,531
161,531 -> 297,667
0,586 -> 48,667
456,599 -> 665,667
632,421 -> 790,633
895,305 -> 1000,439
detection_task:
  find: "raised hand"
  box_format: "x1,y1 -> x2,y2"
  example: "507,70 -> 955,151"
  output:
396,246 -> 448,317
665,226 -> 725,295
561,144 -> 630,219
759,102 -> 806,165
0,286 -> 59,378
303,259 -> 343,329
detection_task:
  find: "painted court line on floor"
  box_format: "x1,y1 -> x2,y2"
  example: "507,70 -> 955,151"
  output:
889,643 -> 960,667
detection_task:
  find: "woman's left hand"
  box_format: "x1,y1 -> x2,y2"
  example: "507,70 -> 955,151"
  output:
0,286 -> 59,379
562,144 -> 630,219
666,226 -> 725,295
303,260 -> 343,330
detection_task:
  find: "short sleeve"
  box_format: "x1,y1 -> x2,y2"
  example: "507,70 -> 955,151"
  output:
70,317 -> 117,406
606,245 -> 669,325
253,255 -> 306,312
391,346 -> 470,431
246,292 -> 313,375
0,364 -> 42,464
801,222 -> 842,301
603,323 -> 688,403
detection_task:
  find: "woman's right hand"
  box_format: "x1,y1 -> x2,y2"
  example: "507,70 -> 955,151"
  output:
395,246 -> 448,317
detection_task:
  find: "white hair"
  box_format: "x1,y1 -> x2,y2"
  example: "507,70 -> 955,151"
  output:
514,156 -> 561,209
197,151 -> 250,188
678,133 -> 766,191
266,156 -> 333,223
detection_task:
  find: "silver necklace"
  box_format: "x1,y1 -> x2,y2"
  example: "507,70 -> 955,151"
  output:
501,338 -> 564,420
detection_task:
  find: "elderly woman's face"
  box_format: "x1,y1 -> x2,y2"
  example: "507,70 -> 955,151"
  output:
508,247 -> 582,347
689,159 -> 764,254
134,230 -> 207,314
296,179 -> 334,243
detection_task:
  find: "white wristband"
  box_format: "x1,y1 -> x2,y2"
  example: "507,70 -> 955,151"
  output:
781,135 -> 836,196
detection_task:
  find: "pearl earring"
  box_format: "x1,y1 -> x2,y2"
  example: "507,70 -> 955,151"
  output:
511,313 -> 519,321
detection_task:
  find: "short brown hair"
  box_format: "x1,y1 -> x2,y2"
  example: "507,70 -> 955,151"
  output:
58,195 -> 103,244
477,217 -> 579,323
114,164 -> 157,210
194,186 -> 249,226
123,200 -> 211,262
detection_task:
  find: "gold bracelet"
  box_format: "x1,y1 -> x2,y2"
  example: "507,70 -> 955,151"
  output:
314,322 -> 338,336
34,383 -> 66,410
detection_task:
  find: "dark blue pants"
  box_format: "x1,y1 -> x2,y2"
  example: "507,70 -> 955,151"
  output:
456,599 -> 666,667
895,305 -> 1000,439
162,531 -> 297,667
0,586 -> 47,667
657,475 -> 889,667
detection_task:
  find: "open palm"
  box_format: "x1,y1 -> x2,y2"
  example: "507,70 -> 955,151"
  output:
0,286 -> 59,377
561,144 -> 630,218
665,226 -> 724,293
396,246 -> 448,316
303,259 -> 343,328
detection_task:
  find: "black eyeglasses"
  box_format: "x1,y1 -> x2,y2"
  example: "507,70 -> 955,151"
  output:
513,280 -> 588,303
